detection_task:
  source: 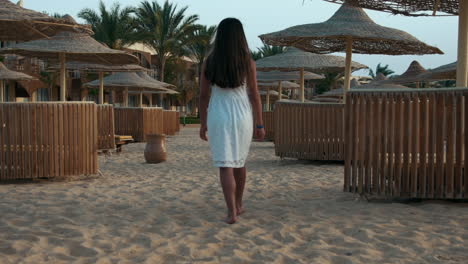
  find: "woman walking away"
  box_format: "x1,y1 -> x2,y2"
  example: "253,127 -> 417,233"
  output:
199,18 -> 265,224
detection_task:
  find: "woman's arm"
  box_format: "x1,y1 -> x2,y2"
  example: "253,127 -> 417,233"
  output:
199,62 -> 210,141
247,60 -> 265,140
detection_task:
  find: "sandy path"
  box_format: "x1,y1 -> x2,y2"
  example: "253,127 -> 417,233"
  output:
0,127 -> 466,263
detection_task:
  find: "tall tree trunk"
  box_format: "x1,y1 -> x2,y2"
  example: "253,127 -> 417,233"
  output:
158,57 -> 166,82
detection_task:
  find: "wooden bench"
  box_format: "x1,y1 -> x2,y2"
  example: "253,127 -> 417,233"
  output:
115,135 -> 134,153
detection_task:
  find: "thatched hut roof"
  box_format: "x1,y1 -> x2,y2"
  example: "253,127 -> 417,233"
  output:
259,2 -> 443,55
0,0 -> 92,41
0,62 -> 35,80
379,60 -> 428,84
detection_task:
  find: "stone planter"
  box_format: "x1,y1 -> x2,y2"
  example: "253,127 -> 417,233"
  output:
144,134 -> 167,163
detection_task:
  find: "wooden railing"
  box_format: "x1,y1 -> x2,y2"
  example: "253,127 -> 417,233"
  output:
114,107 -> 164,142
274,100 -> 345,161
97,105 -> 115,150
345,88 -> 468,199
163,110 -> 179,136
0,102 -> 98,180
263,111 -> 274,140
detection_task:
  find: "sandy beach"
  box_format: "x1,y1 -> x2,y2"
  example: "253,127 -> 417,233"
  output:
0,127 -> 467,264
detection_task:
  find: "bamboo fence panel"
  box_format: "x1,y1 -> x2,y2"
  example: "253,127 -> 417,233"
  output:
345,88 -> 468,199
97,105 -> 115,150
0,102 -> 98,180
263,111 -> 274,140
274,101 -> 345,161
114,107 -> 164,142
163,110 -> 179,136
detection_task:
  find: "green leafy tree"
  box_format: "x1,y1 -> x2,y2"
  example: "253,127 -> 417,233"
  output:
250,50 -> 263,61
369,63 -> 395,79
135,0 -> 199,81
315,72 -> 341,94
78,1 -> 136,49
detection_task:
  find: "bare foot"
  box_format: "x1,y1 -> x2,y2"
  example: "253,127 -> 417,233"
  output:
236,207 -> 245,216
224,214 -> 237,224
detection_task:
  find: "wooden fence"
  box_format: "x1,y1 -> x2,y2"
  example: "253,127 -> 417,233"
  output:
97,105 -> 115,150
0,102 -> 98,180
345,88 -> 468,199
114,107 -> 164,142
263,111 -> 274,140
176,112 -> 181,133
163,110 -> 179,136
274,101 -> 345,161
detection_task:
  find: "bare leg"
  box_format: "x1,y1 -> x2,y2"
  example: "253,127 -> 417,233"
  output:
219,167 -> 237,224
233,167 -> 246,216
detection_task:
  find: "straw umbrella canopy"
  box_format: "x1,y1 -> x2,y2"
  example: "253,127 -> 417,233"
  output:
0,31 -> 139,101
256,47 -> 367,102
0,0 -> 91,41
0,61 -> 36,102
136,72 -> 176,89
419,61 -> 457,81
258,81 -> 300,110
321,0 -> 466,87
377,60 -> 428,86
47,62 -> 147,103
84,72 -> 171,107
257,70 -> 324,101
260,2 -> 443,101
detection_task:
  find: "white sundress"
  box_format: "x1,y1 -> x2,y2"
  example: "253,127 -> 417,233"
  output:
207,83 -> 253,168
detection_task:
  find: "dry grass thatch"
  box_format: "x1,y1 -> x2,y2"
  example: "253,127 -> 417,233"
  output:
258,81 -> 300,89
321,0 -> 459,16
48,62 -> 146,72
84,72 -> 171,92
257,70 -> 324,81
256,48 -> 368,72
418,61 -> 457,81
0,0 -> 92,41
0,62 -> 35,80
0,32 -> 138,65
260,3 -> 443,55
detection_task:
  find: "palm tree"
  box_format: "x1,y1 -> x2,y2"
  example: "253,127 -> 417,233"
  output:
187,25 -> 216,77
78,1 -> 136,49
251,50 -> 263,61
369,63 -> 395,79
135,0 -> 199,81
258,44 -> 285,58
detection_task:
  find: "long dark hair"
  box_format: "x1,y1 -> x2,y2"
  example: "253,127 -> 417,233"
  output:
204,18 -> 252,88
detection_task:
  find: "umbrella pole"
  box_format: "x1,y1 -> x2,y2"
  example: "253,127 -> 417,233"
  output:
456,0 -> 468,87
124,87 -> 129,107
266,86 -> 270,111
0,80 -> 4,102
138,90 -> 143,107
59,53 -> 66,102
149,94 -> 153,107
278,81 -> 282,101
344,37 -> 353,102
300,68 -> 305,102
98,72 -> 104,104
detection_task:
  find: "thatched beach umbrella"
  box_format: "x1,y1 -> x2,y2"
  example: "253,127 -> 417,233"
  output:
377,60 -> 427,87
256,47 -> 367,102
258,81 -> 300,110
0,62 -> 35,102
419,61 -> 457,81
0,32 -> 139,101
48,62 -> 146,103
0,0 -> 91,41
260,2 -> 442,100
84,72 -> 170,107
258,70 -> 324,101
321,0 -> 466,87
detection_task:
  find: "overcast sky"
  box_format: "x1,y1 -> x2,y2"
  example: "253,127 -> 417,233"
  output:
23,0 -> 458,76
